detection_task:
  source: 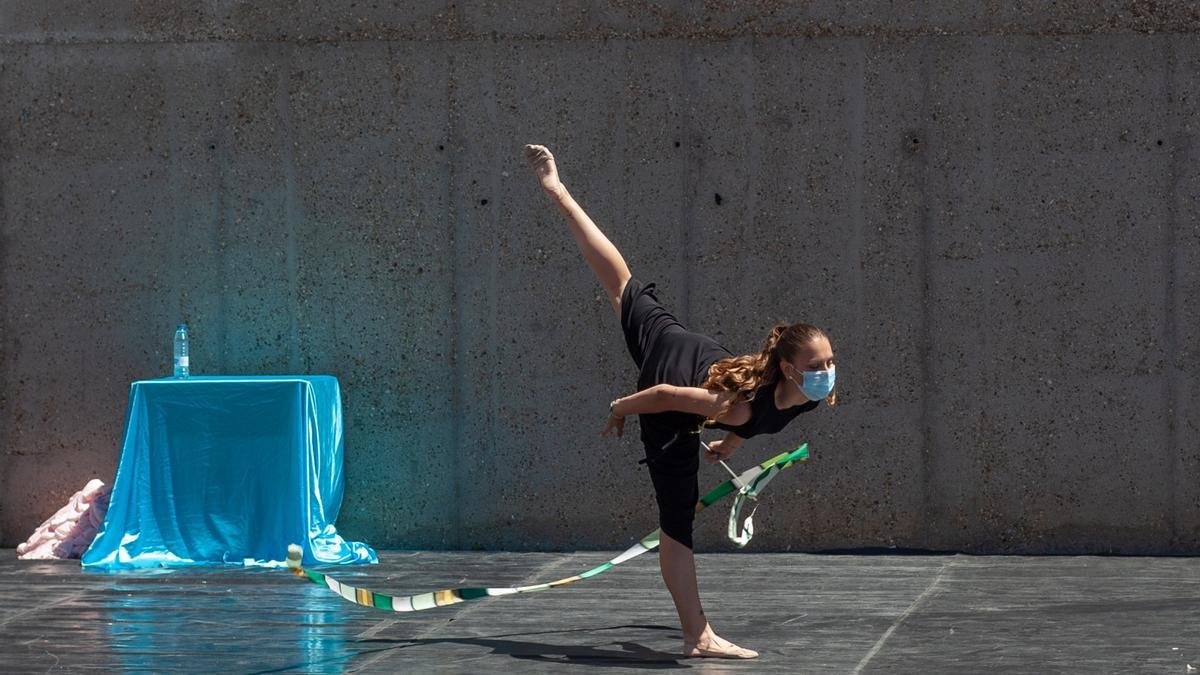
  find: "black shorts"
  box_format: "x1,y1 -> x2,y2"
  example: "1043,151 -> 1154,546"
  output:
619,277 -> 701,548
619,277 -> 687,372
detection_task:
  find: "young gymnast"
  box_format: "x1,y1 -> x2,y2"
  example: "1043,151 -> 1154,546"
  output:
524,144 -> 836,659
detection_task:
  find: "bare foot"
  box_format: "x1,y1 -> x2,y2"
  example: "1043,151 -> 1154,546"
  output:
523,144 -> 564,196
683,631 -> 759,659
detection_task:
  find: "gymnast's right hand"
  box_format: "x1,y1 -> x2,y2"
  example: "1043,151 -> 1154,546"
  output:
704,438 -> 737,464
602,413 -> 625,438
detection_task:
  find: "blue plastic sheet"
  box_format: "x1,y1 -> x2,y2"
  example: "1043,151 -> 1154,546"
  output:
82,376 -> 377,570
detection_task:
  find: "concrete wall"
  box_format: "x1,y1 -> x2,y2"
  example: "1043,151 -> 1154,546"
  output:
1,2 -> 1198,553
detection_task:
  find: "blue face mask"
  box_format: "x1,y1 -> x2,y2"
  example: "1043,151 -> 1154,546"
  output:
798,365 -> 836,401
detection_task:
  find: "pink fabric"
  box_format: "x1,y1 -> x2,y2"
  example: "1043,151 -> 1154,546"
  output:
16,479 -> 112,560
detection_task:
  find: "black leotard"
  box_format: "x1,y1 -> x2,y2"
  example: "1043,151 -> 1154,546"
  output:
704,381 -> 820,438
619,277 -> 819,548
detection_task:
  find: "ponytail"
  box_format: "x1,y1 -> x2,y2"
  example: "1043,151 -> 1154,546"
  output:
700,321 -> 836,424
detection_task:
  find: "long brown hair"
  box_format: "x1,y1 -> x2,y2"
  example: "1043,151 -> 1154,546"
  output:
701,321 -> 836,425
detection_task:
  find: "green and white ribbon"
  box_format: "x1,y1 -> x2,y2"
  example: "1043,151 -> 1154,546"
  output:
700,440 -> 791,548
285,443 -> 809,612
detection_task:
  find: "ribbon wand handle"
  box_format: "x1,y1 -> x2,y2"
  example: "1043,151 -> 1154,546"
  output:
701,441 -> 747,491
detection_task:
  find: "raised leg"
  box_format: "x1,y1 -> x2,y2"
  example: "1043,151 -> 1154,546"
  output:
524,144 -> 632,317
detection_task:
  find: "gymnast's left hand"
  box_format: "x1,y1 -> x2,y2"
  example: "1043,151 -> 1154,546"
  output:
602,414 -> 625,438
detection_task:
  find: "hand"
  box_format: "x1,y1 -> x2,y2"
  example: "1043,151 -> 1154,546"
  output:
602,414 -> 625,438
703,439 -> 737,464
523,144 -> 565,196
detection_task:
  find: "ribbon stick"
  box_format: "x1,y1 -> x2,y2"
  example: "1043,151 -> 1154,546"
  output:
285,444 -> 809,612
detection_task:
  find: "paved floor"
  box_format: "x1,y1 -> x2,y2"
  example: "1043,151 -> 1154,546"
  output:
1,549 -> 1198,673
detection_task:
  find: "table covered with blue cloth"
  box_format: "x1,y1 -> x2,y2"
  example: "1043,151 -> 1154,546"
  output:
82,375 -> 377,570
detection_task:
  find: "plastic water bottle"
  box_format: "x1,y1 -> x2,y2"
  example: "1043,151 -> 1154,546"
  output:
173,323 -> 190,379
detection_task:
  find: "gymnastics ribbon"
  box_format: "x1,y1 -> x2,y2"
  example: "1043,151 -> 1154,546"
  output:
285,443 -> 809,612
700,440 -> 790,548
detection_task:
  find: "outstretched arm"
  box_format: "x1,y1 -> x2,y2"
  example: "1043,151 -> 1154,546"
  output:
611,384 -> 748,424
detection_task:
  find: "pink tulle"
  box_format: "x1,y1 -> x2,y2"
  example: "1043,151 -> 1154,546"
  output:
16,479 -> 112,560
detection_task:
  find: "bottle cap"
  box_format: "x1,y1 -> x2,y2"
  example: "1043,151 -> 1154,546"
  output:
177,323 -> 188,330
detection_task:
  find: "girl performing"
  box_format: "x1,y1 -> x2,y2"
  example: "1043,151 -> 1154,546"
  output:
524,144 -> 837,659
